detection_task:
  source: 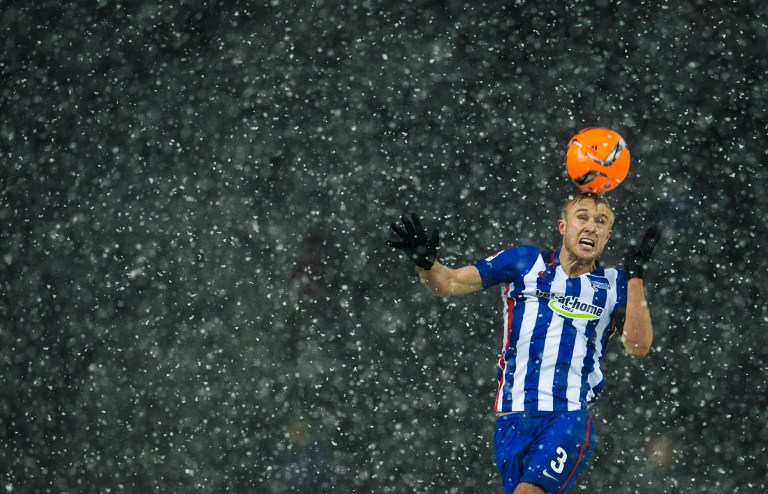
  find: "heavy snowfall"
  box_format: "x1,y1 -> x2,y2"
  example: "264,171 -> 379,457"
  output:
1,1 -> 766,492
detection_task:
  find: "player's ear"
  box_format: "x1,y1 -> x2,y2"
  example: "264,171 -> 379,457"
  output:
558,218 -> 566,235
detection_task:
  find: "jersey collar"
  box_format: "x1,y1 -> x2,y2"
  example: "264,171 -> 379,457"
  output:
552,250 -> 605,276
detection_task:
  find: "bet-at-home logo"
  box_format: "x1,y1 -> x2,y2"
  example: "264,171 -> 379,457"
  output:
535,289 -> 604,320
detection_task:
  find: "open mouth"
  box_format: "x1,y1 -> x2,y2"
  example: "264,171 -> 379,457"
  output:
579,238 -> 596,248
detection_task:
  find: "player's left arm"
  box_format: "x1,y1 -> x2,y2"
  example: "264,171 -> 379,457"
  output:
620,227 -> 661,358
621,279 -> 653,357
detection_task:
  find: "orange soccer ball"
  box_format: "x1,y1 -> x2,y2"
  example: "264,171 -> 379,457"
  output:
565,128 -> 630,193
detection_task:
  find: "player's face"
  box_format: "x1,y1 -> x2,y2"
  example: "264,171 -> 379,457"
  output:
558,199 -> 613,263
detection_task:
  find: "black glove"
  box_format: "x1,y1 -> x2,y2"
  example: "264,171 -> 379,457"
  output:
625,227 -> 661,279
387,213 -> 440,270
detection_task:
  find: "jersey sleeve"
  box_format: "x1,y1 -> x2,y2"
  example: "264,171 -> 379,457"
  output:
473,245 -> 540,290
615,268 -> 629,307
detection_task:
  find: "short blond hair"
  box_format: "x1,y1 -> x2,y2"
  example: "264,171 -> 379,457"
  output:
560,191 -> 615,226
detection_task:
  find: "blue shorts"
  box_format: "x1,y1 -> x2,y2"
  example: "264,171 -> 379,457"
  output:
494,410 -> 595,494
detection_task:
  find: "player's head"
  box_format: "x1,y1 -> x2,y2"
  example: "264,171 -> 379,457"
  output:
558,192 -> 614,263
560,192 -> 615,227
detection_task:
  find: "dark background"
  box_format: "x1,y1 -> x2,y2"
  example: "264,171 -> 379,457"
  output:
1,1 -> 766,492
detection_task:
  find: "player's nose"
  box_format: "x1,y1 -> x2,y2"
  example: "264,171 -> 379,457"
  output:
583,219 -> 597,231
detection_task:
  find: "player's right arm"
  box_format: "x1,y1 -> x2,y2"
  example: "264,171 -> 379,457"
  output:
417,262 -> 482,297
387,212 -> 483,297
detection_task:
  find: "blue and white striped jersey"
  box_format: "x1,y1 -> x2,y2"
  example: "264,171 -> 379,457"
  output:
475,245 -> 628,412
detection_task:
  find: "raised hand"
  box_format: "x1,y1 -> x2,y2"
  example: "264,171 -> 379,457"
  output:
624,227 -> 661,279
387,213 -> 440,270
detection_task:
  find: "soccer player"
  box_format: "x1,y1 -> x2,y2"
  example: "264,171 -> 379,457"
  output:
387,192 -> 660,494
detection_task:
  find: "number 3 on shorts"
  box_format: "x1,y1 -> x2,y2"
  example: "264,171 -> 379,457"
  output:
550,447 -> 567,474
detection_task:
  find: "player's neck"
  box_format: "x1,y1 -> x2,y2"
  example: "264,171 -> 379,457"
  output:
558,249 -> 595,278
